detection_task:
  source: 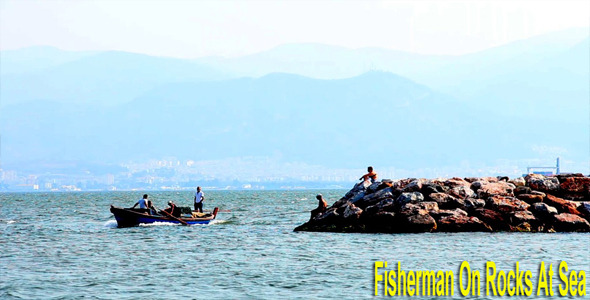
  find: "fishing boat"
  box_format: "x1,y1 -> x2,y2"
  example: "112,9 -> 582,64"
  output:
110,205 -> 219,228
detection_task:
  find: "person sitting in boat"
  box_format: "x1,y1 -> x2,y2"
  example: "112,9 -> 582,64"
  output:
359,166 -> 378,183
162,201 -> 181,218
132,194 -> 155,214
194,186 -> 205,213
310,194 -> 328,221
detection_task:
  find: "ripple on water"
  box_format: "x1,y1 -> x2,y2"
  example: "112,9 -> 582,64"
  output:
0,191 -> 588,299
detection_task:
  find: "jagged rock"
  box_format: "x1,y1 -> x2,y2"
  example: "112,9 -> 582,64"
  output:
343,204 -> 363,220
366,181 -> 383,194
343,181 -> 372,199
394,192 -> 424,206
526,174 -> 560,193
402,178 -> 428,193
545,194 -> 581,215
363,198 -> 395,216
349,191 -> 366,205
516,193 -> 544,204
437,215 -> 492,232
556,173 -> 585,183
427,192 -> 464,210
529,202 -> 558,221
578,202 -> 590,220
529,202 -> 558,216
315,207 -> 340,223
463,198 -> 485,211
354,187 -> 394,208
421,183 -> 447,196
444,177 -> 472,189
400,202 -> 438,215
430,208 -> 468,221
486,195 -> 530,213
401,214 -> 437,233
508,210 -> 538,226
559,177 -> 590,194
331,197 -> 349,208
530,191 -> 546,198
509,177 -> 526,187
448,185 -> 476,199
514,186 -> 532,195
472,208 -> 509,231
553,213 -> 590,232
365,212 -> 397,232
476,182 -> 515,199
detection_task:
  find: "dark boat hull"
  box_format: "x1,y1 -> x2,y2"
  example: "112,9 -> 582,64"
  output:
110,205 -> 219,228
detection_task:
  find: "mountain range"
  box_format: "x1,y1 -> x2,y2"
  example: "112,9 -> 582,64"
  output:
0,28 -> 588,176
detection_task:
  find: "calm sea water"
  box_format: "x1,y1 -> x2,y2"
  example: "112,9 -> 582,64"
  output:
1,190 -> 588,299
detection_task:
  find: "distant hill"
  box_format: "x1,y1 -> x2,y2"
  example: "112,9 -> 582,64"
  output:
2,71 -> 586,172
0,48 -> 229,107
1,29 -> 588,175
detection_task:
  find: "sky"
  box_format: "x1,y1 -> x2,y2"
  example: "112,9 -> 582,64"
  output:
1,0 -> 589,58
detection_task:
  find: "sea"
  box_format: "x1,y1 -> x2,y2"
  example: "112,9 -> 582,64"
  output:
1,190 -> 588,299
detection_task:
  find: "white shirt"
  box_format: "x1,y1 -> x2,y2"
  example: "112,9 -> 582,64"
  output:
195,191 -> 204,203
138,198 -> 148,209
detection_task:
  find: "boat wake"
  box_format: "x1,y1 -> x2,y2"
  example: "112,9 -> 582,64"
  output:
209,219 -> 229,225
139,222 -> 180,227
103,220 -> 118,228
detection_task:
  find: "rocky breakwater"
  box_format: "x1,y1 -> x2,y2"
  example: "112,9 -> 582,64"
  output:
294,174 -> 590,233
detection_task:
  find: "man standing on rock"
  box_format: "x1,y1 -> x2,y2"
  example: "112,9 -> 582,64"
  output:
360,166 -> 378,183
194,186 -> 205,213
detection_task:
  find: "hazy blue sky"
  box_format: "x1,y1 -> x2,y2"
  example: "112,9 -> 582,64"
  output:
1,0 -> 588,58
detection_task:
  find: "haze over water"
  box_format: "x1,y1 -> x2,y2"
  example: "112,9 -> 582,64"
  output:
1,191 -> 587,299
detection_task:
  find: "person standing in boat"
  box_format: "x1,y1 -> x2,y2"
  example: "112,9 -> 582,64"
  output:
359,166 -> 378,183
194,186 -> 205,213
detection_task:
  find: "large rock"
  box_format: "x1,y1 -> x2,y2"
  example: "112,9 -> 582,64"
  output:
472,208 -> 509,231
437,215 -> 492,232
365,212 -> 397,233
526,174 -> 560,193
529,202 -> 558,220
363,198 -> 395,216
486,195 -> 530,213
314,207 -> 340,223
401,213 -> 437,233
516,193 -> 544,204
427,193 -> 465,210
476,182 -> 515,198
577,202 -> 590,220
448,185 -> 476,199
430,208 -> 468,221
421,183 -> 447,196
444,177 -> 472,188
463,198 -> 486,211
508,210 -> 538,227
552,213 -> 590,232
394,192 -> 424,206
354,187 -> 393,208
559,177 -> 590,194
545,194 -> 581,215
343,203 -> 363,220
509,177 -> 526,187
514,186 -> 532,195
402,178 -> 428,193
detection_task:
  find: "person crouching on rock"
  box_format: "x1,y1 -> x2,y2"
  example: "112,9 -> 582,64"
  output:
310,194 -> 328,221
359,166 -> 378,183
